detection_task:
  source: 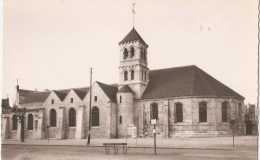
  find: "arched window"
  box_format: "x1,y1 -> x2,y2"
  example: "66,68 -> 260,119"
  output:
69,108 -> 76,127
70,98 -> 73,103
222,101 -> 229,122
130,47 -> 135,58
123,48 -> 128,59
27,114 -> 33,130
51,99 -> 54,104
140,48 -> 145,60
144,71 -> 146,82
92,107 -> 99,126
124,71 -> 128,81
131,70 -> 134,80
150,103 -> 158,120
141,70 -> 143,81
175,102 -> 183,122
238,103 -> 242,116
199,101 -> 207,122
119,116 -> 122,124
12,115 -> 17,130
50,109 -> 56,127
144,49 -> 147,61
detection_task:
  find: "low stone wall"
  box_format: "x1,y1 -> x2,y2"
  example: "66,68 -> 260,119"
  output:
25,130 -> 34,139
66,127 -> 76,139
10,131 -> 17,139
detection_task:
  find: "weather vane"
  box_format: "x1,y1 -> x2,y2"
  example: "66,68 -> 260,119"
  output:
132,3 -> 136,27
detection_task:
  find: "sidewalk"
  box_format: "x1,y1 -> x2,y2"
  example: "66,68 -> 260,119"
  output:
2,136 -> 257,150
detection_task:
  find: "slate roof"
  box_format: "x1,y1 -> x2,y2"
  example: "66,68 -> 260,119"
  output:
119,27 -> 148,46
18,88 -> 34,97
53,90 -> 67,101
118,85 -> 134,93
73,89 -> 88,100
2,99 -> 11,109
18,65 -> 243,104
20,91 -> 51,104
96,81 -> 118,102
141,65 -> 244,100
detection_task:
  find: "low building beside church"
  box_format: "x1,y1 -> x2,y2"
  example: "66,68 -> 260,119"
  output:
2,27 -> 245,140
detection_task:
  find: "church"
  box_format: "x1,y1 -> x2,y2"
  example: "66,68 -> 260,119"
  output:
2,27 -> 245,140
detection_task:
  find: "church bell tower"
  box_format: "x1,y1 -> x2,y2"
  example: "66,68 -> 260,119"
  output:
118,27 -> 149,99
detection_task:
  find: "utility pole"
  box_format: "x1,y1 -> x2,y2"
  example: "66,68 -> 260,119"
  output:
87,67 -> 93,145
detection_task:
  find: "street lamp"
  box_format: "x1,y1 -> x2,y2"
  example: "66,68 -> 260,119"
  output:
12,107 -> 26,142
151,118 -> 158,155
229,118 -> 236,148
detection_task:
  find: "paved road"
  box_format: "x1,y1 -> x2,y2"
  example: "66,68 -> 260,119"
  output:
2,145 -> 257,160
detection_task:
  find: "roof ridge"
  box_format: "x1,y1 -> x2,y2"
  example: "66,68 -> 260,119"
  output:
190,66 -> 196,96
53,90 -> 68,101
119,28 -> 148,46
195,67 -> 216,95
72,89 -> 87,100
96,81 -> 118,102
198,68 -> 244,99
118,85 -> 134,93
150,65 -> 196,72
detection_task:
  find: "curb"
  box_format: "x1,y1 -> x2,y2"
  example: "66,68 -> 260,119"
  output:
1,143 -> 233,151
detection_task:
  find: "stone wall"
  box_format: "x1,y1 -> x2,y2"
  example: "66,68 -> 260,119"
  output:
117,92 -> 134,138
83,82 -> 114,139
60,90 -> 84,139
140,97 -> 245,138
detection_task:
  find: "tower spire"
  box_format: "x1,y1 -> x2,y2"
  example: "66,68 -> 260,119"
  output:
132,3 -> 136,27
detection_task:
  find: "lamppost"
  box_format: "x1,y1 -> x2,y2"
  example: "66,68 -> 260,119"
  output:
229,118 -> 236,148
47,125 -> 49,143
12,107 -> 26,142
151,119 -> 157,155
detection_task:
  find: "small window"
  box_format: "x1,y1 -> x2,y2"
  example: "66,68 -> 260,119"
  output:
144,49 -> 147,61
199,101 -> 207,122
131,70 -> 134,80
130,47 -> 135,58
69,108 -> 76,127
222,102 -> 228,122
175,102 -> 183,123
70,98 -> 73,103
92,107 -> 99,126
150,103 -> 158,120
94,96 -> 97,101
51,99 -> 54,104
50,109 -> 56,127
123,48 -> 128,59
119,116 -> 122,124
238,103 -> 242,116
119,95 -> 122,103
144,71 -> 146,82
141,70 -> 143,81
140,48 -> 144,60
124,71 -> 128,81
28,114 -> 33,130
12,115 -> 17,130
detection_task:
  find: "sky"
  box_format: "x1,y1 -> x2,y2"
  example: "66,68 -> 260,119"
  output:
2,0 -> 258,105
